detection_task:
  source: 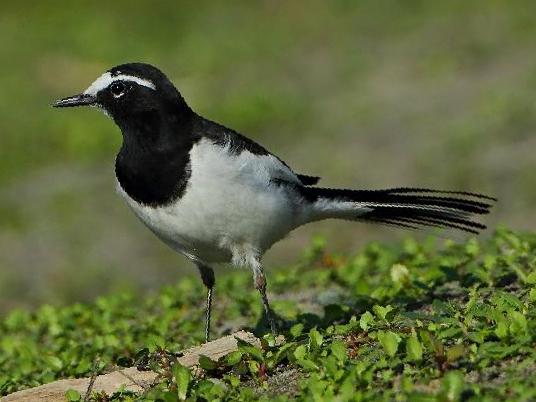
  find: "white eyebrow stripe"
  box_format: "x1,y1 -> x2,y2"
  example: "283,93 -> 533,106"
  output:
83,72 -> 156,95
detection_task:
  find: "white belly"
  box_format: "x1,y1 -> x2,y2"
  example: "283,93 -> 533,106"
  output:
117,139 -> 302,266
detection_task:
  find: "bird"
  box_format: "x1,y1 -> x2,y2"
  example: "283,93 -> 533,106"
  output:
54,62 -> 495,342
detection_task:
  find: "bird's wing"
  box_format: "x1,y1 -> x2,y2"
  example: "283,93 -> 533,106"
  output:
197,118 -> 316,186
296,174 -> 321,186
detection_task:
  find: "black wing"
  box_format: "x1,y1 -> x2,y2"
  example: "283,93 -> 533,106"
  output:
197,118 -> 321,186
297,174 -> 321,186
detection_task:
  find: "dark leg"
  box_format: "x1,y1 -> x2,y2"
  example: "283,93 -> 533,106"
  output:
253,264 -> 277,335
197,264 -> 215,343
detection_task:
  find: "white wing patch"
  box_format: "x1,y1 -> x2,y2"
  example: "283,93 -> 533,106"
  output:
83,72 -> 156,95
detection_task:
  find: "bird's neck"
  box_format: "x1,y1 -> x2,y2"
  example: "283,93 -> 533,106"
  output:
115,106 -> 197,207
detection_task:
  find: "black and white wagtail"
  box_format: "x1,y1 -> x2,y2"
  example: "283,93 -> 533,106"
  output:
54,63 -> 495,341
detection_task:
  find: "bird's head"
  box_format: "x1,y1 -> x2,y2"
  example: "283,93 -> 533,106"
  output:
53,63 -> 191,128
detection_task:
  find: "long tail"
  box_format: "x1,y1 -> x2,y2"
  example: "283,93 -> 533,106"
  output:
299,186 -> 496,234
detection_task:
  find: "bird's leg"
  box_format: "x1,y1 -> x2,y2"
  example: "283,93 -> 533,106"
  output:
252,263 -> 277,336
197,264 -> 215,343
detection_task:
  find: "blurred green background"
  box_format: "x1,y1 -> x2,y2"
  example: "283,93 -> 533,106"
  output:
1,1 -> 534,313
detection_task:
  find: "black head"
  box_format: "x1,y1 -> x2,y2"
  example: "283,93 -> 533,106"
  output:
53,63 -> 191,127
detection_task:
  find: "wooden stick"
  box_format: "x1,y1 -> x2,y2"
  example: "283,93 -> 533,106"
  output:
1,331 -> 259,402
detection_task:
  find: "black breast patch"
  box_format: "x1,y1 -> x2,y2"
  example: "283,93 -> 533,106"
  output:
115,145 -> 192,207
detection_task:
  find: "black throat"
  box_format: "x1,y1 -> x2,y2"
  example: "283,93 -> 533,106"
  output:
114,103 -> 197,207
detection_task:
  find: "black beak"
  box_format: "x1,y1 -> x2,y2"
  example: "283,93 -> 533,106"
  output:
53,93 -> 96,108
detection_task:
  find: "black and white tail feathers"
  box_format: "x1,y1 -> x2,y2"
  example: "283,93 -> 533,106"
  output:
300,186 -> 495,234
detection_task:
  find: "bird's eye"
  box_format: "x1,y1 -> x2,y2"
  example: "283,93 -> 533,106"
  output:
110,81 -> 126,98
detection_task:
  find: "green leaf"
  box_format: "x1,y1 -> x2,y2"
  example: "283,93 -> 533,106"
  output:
339,371 -> 358,400
323,355 -> 340,378
492,292 -> 523,311
248,360 -> 260,374
65,389 -> 81,402
373,305 -> 394,321
465,238 -> 479,256
262,333 -> 277,348
359,311 -> 374,331
238,342 -> 264,362
198,355 -> 218,371
377,330 -> 400,357
227,374 -> 240,388
529,288 -> 536,302
330,340 -> 347,363
440,371 -> 464,402
309,328 -> 323,350
390,263 -> 410,284
47,355 -> 63,371
406,334 -> 423,361
290,323 -> 304,338
147,335 -> 166,352
173,363 -> 191,400
293,344 -> 320,371
268,342 -> 295,368
526,271 -> 536,284
494,319 -> 509,339
446,344 -> 465,363
296,357 -> 319,371
225,350 -> 243,366
293,344 -> 308,360
509,310 -> 528,335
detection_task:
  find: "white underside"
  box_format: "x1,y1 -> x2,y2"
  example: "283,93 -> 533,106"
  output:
117,139 -> 317,268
